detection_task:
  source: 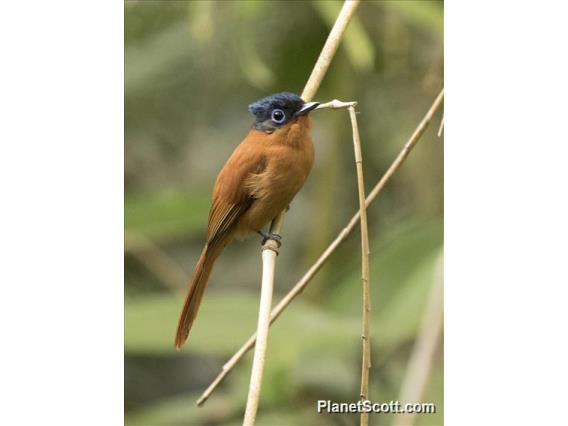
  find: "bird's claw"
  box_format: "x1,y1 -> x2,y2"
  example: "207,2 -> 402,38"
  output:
257,230 -> 282,248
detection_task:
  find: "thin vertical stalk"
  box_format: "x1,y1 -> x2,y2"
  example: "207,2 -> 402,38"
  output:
242,249 -> 276,425
348,106 -> 371,426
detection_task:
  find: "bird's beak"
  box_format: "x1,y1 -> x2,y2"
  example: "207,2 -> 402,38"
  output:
295,101 -> 320,117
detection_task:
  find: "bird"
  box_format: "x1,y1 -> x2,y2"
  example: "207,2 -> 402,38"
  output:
174,92 -> 320,350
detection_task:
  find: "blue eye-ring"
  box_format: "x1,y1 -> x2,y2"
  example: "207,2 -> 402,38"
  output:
271,109 -> 286,124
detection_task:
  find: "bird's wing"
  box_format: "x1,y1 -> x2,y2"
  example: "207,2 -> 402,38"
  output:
206,135 -> 266,245
207,198 -> 253,245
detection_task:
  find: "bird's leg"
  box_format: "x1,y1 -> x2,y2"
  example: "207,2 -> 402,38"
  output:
257,230 -> 282,248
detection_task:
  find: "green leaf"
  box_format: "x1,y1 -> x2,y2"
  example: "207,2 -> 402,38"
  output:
293,354 -> 358,397
126,391 -> 324,426
124,189 -> 210,245
125,22 -> 195,95
125,292 -> 360,357
327,219 -> 443,348
126,392 -> 240,426
376,248 -> 442,347
382,0 -> 443,37
125,292 -> 257,355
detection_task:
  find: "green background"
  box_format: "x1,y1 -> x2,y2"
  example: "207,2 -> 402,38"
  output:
125,1 -> 444,425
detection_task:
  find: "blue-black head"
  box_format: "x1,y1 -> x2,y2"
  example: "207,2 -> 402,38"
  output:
248,92 -> 320,132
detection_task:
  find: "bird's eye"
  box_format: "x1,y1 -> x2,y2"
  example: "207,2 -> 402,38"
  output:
271,109 -> 286,124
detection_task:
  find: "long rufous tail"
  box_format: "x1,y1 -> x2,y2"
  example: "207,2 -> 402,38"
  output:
174,240 -> 225,350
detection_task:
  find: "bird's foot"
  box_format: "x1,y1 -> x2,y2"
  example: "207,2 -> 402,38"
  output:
257,230 -> 282,248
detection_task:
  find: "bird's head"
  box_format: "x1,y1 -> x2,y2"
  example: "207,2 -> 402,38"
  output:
248,92 -> 320,133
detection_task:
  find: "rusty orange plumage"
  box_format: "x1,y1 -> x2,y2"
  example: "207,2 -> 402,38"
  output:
175,93 -> 319,350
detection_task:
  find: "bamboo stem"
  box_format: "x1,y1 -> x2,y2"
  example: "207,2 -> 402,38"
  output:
301,0 -> 362,102
197,89 -> 444,407
348,106 -> 371,426
242,1 -> 362,423
242,249 -> 276,426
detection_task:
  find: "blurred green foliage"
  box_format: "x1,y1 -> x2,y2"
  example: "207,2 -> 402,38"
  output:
125,189 -> 209,244
125,1 -> 443,425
